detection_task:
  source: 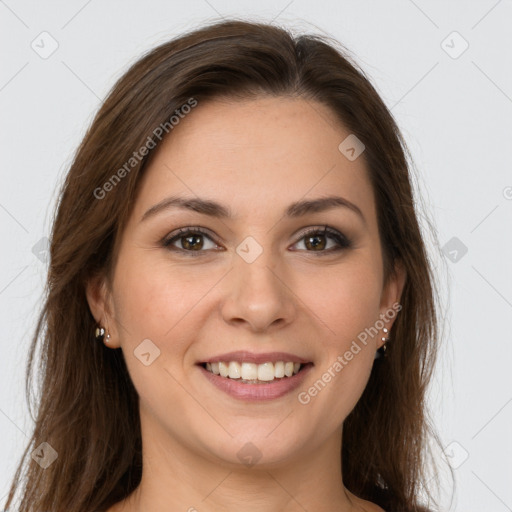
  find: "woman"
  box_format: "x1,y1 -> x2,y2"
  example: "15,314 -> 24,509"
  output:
4,19 -> 446,512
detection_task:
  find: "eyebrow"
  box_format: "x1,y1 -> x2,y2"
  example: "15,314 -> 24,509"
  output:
140,194 -> 366,224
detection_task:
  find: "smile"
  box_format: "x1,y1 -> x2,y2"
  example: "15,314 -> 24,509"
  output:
202,360 -> 303,383
197,361 -> 314,401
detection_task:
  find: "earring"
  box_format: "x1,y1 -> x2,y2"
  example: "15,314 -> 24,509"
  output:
95,325 -> 111,343
374,327 -> 389,360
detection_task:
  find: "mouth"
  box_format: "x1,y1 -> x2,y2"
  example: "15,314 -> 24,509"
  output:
197,359 -> 314,401
195,350 -> 314,400
197,360 -> 314,385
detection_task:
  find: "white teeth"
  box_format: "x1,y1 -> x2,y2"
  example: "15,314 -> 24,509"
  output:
228,361 -> 241,379
241,362 -> 258,380
257,362 -> 275,381
219,362 -> 229,377
274,361 -> 285,378
204,360 -> 304,381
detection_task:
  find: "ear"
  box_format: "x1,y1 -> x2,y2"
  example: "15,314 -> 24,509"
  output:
85,272 -> 120,348
377,259 -> 406,348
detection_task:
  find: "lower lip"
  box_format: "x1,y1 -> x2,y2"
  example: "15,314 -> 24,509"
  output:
198,363 -> 314,402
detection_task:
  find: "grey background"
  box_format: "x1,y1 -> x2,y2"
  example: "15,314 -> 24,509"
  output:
1,1 -> 511,511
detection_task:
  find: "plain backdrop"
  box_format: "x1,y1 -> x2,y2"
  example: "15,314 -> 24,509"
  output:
1,1 -> 511,511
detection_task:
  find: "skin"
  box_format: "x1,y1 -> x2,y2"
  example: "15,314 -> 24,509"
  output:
87,96 -> 405,512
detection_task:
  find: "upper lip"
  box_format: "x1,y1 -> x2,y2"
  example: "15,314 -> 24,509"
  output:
198,351 -> 312,365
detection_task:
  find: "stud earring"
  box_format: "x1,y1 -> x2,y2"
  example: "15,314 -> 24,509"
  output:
374,327 -> 390,360
95,325 -> 110,343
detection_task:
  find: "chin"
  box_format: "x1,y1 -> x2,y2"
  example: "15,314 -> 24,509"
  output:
200,429 -> 306,469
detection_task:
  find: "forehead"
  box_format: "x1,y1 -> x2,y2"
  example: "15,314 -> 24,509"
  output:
132,96 -> 375,222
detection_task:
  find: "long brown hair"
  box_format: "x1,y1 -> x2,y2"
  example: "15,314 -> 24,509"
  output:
4,19 -> 447,512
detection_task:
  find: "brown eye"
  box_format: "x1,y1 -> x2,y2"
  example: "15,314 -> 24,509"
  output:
304,233 -> 327,251
180,233 -> 204,251
292,227 -> 352,254
163,227 -> 220,254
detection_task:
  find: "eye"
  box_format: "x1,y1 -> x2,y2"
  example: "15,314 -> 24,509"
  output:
291,226 -> 352,254
162,227 -> 221,254
161,225 -> 352,256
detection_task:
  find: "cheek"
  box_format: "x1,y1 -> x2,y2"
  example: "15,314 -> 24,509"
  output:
294,258 -> 381,414
112,250 -> 217,343
110,250 -> 225,401
295,255 -> 383,347
110,254 -> 204,413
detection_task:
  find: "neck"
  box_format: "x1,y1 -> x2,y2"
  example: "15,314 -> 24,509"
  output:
118,413 -> 365,512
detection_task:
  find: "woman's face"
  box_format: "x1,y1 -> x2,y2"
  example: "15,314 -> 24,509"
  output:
88,96 -> 404,469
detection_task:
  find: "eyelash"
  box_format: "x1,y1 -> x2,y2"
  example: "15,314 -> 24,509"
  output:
161,225 -> 352,257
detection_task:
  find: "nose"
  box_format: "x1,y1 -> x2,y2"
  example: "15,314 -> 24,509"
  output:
220,248 -> 297,333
